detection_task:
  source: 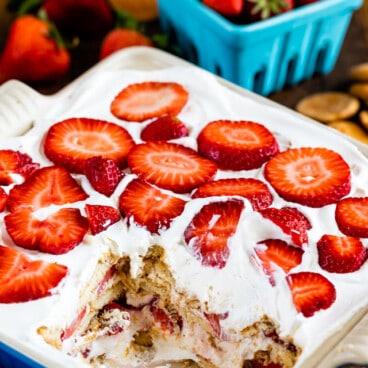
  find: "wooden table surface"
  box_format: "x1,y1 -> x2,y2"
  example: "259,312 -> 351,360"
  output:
30,10 -> 368,112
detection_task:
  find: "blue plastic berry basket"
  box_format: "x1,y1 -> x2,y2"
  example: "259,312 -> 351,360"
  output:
157,0 -> 363,96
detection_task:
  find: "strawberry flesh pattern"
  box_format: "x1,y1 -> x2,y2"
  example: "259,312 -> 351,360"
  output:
286,272 -> 336,318
317,234 -> 368,273
197,120 -> 279,170
192,177 -> 273,211
110,82 -> 189,122
264,147 -> 351,208
118,178 -> 187,234
260,207 -> 311,247
0,245 -> 68,303
335,197 -> 368,238
184,199 -> 244,269
127,141 -> 217,193
44,117 -> 135,173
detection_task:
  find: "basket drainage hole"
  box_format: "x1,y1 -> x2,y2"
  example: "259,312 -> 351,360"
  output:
253,69 -> 266,94
187,42 -> 198,64
314,45 -> 329,74
285,57 -> 297,84
215,65 -> 223,77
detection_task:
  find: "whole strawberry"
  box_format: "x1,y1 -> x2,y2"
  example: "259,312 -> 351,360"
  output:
243,0 -> 294,22
100,28 -> 153,60
43,0 -> 114,36
0,14 -> 70,83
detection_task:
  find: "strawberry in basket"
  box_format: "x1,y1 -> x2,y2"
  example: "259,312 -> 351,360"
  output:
243,0 -> 294,22
202,0 -> 295,23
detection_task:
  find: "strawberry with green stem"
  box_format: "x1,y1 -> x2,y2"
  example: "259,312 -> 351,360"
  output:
243,0 -> 294,22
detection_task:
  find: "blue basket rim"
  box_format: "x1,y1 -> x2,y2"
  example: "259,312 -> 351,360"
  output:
184,0 -> 364,33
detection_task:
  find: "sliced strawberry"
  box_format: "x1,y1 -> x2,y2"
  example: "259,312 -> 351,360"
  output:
203,0 -> 243,15
259,207 -> 312,247
184,199 -> 244,268
44,118 -> 135,173
335,197 -> 368,238
317,234 -> 367,273
7,166 -> 88,212
192,178 -> 273,211
96,302 -> 130,336
264,147 -> 351,208
150,301 -> 182,334
197,120 -> 279,170
127,141 -> 217,193
0,245 -> 68,303
140,115 -> 189,141
85,204 -> 121,235
61,306 -> 87,341
286,271 -> 336,317
0,150 -> 40,185
204,312 -> 228,339
110,81 -> 189,122
118,178 -> 187,234
0,187 -> 7,212
96,265 -> 117,296
84,156 -> 123,197
255,239 -> 304,284
5,208 -> 89,254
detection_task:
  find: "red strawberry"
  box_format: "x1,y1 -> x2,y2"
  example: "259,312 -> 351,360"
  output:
85,204 -> 121,235
118,178 -> 187,234
100,28 -> 153,60
150,303 -> 176,334
96,302 -> 130,336
5,208 -> 89,254
127,141 -> 217,193
204,312 -> 228,339
44,118 -> 135,173
110,82 -> 189,122
0,15 -> 70,84
96,265 -> 117,296
335,197 -> 368,238
0,245 -> 68,303
43,0 -> 114,36
0,150 -> 40,185
61,306 -> 87,340
317,234 -> 368,274
264,147 -> 351,208
192,178 -> 273,211
84,156 -> 123,197
7,166 -> 88,212
260,207 -> 311,247
243,0 -> 294,23
184,199 -> 244,268
0,188 -> 7,212
197,120 -> 279,170
140,115 -> 189,142
255,239 -> 304,284
286,271 -> 336,317
202,0 -> 244,16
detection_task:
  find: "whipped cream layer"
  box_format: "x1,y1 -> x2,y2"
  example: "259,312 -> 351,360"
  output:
0,66 -> 368,368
